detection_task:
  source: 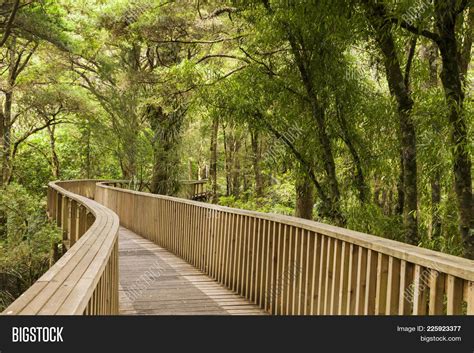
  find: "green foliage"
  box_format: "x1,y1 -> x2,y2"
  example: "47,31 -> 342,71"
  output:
345,201 -> 405,242
0,184 -> 62,311
0,0 -> 472,312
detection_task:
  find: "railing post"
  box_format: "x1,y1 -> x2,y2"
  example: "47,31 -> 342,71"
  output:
69,200 -> 78,246
467,281 -> 474,315
56,192 -> 62,227
49,188 -> 56,221
61,196 -> 69,242
47,187 -> 52,218
86,210 -> 95,229
77,205 -> 87,238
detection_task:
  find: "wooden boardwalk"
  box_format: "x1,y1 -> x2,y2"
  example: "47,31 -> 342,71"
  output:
5,180 -> 474,316
118,227 -> 267,315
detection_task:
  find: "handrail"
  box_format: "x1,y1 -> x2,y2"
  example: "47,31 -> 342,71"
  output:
96,181 -> 474,315
2,180 -> 119,315
113,179 -> 209,200
180,179 -> 209,185
180,179 -> 209,200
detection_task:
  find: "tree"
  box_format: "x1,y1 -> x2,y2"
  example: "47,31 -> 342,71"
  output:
360,0 -> 419,245
373,0 -> 473,257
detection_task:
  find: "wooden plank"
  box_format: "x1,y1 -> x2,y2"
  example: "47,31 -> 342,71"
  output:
399,261 -> 414,315
224,212 -> 234,288
268,221 -> 277,313
284,226 -> 294,315
466,281 -> 474,315
257,219 -> 267,308
374,253 -> 388,315
249,217 -> 259,303
428,271 -> 445,315
304,230 -> 315,315
297,228 -> 306,315
385,257 -> 400,315
245,216 -> 253,300
271,222 -> 282,314
291,227 -> 299,315
263,220 -> 272,311
355,247 -> 367,315
364,249 -> 377,315
330,239 -> 341,315
338,241 -> 350,315
413,265 -> 429,315
232,214 -> 241,293
317,235 -> 327,315
446,275 -> 463,315
278,223 -> 287,315
346,244 -> 358,314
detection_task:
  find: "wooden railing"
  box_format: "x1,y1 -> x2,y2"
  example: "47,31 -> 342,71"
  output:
2,180 -> 119,315
96,181 -> 474,316
180,179 -> 210,200
111,179 -> 210,201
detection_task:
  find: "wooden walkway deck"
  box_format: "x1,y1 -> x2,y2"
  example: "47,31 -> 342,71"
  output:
118,227 -> 267,315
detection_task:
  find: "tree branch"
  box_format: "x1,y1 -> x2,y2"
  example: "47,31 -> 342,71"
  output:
456,0 -> 470,15
0,0 -> 20,48
12,119 -> 63,159
239,46 -> 275,75
151,35 -> 246,45
196,54 -> 250,65
206,7 -> 239,19
388,17 -> 441,44
254,111 -> 329,205
404,36 -> 418,90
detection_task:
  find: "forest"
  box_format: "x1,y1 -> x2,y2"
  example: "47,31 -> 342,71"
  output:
0,0 -> 472,311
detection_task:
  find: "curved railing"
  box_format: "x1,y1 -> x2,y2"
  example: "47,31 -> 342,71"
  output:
97,181 -> 474,315
2,180 -> 119,315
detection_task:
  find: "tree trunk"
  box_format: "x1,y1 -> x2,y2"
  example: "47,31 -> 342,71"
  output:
336,104 -> 367,203
3,90 -> 12,184
222,124 -> 242,199
395,152 -> 405,216
0,109 -> 5,240
287,31 -> 344,226
82,121 -> 92,179
424,42 -> 442,239
0,42 -> 15,238
250,130 -> 264,199
47,125 -> 60,179
231,138 -> 241,198
223,125 -> 231,197
147,105 -> 181,196
210,116 -> 219,203
295,172 -> 314,220
430,172 -> 442,238
434,0 -> 473,257
363,0 -> 418,245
